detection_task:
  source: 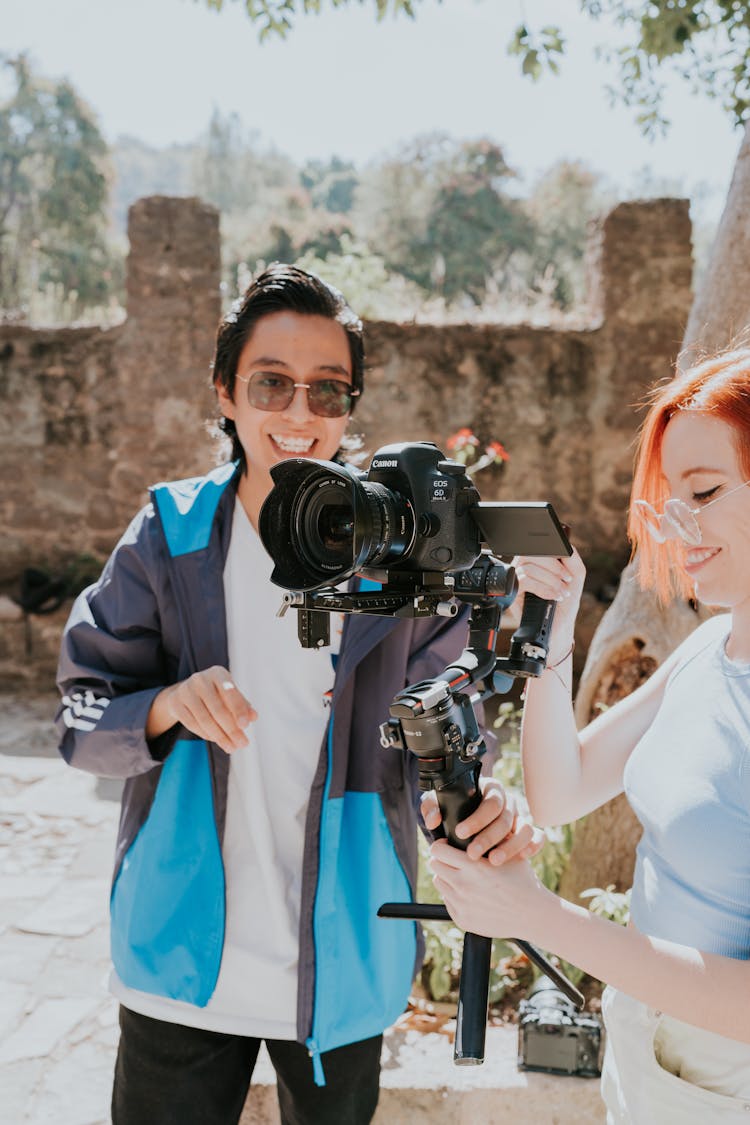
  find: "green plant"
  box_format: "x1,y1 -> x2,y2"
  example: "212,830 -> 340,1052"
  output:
294,235 -> 429,320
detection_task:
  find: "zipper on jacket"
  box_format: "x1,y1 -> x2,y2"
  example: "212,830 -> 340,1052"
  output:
305,704 -> 337,1088
306,1036 -> 326,1087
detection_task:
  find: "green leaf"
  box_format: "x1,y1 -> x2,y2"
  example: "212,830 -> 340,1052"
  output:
540,26 -> 565,53
429,962 -> 453,1002
508,24 -> 529,55
521,49 -> 542,80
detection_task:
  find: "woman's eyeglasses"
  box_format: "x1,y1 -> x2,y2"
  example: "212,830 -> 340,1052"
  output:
634,479 -> 750,546
236,372 -> 359,418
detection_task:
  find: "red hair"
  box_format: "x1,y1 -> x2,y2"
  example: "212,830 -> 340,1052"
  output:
629,347 -> 750,602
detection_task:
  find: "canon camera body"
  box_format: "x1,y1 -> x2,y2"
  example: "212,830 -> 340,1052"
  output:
259,440 -> 569,594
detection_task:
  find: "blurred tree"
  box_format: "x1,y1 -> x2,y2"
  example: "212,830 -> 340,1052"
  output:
203,0 -> 420,41
264,222 -> 296,263
296,233 -> 429,320
191,108 -> 311,289
570,0 -> 750,134
110,137 -> 195,232
525,160 -> 611,307
301,156 -> 359,213
353,133 -> 448,291
425,139 -> 535,302
355,134 -> 533,303
0,53 -> 113,315
191,108 -> 299,214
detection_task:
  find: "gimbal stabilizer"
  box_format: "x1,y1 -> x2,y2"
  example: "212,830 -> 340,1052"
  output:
280,552 -> 584,1065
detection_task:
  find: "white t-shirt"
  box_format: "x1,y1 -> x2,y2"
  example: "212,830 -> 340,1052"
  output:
111,500 -> 343,1036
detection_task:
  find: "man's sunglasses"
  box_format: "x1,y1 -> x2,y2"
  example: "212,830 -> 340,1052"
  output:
236,372 -> 359,418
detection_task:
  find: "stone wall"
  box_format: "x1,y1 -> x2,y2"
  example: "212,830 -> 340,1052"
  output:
0,194 -> 693,688
1,197 -> 221,581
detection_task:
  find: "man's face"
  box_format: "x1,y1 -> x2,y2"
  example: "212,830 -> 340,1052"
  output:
216,310 -> 354,519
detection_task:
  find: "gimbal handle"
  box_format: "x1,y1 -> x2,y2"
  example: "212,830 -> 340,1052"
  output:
379,584 -> 583,1064
432,759 -> 584,1048
380,755 -> 583,1065
433,757 -> 501,1065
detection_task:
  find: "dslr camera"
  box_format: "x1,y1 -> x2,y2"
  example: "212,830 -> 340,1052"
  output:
518,976 -> 603,1078
259,439 -> 569,596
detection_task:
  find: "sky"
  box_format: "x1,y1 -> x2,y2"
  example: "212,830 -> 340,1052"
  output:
2,0 -> 744,221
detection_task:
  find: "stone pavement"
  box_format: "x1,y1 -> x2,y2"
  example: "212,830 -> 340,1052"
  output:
1,696 -> 119,1125
1,695 -> 605,1125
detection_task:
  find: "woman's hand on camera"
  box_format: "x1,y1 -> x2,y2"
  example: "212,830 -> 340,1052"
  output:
512,545 -> 586,662
429,839 -> 550,941
420,779 -> 545,865
146,666 -> 257,754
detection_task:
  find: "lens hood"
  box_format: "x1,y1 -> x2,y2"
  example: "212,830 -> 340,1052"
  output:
259,458 -> 364,591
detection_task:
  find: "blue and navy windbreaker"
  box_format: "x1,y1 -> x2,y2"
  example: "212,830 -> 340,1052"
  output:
55,462 -> 477,1079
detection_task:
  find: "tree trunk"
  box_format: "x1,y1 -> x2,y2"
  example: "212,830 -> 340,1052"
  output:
682,123 -> 750,358
560,120 -> 750,903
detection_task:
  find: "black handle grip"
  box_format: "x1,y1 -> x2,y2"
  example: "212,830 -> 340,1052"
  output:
433,768 -> 482,847
454,932 -> 492,1064
512,591 -> 556,652
433,763 -> 491,1064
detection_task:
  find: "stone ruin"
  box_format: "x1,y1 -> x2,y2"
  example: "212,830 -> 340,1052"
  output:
0,194 -> 693,688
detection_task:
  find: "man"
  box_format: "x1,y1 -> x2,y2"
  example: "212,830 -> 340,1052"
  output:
57,264 -> 539,1124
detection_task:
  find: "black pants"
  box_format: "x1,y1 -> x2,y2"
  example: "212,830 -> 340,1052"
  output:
112,1007 -> 382,1125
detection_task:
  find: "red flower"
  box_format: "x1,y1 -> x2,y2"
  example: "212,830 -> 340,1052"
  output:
446,427 -> 479,452
485,441 -> 510,463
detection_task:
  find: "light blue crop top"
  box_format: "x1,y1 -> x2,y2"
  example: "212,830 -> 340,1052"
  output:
623,613 -> 750,959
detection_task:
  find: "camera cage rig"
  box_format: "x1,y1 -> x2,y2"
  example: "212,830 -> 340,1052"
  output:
278,552 -> 584,1066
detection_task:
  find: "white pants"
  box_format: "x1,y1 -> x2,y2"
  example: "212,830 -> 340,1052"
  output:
601,987 -> 750,1123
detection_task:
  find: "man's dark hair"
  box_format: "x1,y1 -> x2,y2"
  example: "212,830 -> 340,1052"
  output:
212,262 -> 365,464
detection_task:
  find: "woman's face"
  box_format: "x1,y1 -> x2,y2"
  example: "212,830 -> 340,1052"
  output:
660,411 -> 750,608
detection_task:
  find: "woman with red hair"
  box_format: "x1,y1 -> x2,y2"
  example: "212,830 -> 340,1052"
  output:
432,347 -> 750,1121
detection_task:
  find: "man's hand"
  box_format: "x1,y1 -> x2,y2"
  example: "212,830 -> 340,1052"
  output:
420,778 -> 545,866
146,666 -> 257,753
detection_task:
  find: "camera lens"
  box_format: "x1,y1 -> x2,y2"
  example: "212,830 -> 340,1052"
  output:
299,485 -> 356,573
259,458 -> 417,591
354,481 -> 414,570
295,476 -> 415,578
